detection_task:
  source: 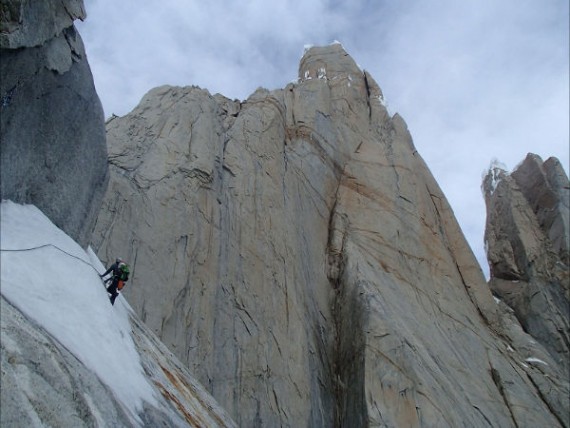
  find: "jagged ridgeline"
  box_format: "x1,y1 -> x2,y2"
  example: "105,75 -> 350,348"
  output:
93,44 -> 569,427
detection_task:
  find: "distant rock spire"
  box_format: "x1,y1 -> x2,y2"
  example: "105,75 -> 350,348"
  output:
483,153 -> 569,373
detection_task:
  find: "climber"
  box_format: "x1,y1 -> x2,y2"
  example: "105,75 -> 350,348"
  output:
100,258 -> 130,305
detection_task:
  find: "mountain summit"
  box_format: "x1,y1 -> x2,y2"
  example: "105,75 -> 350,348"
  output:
92,44 -> 569,426
3,2 -> 567,426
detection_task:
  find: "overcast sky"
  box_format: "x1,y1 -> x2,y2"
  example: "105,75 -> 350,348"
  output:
77,0 -> 569,277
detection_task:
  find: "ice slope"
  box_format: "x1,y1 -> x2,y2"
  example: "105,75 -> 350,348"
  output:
0,201 -> 157,424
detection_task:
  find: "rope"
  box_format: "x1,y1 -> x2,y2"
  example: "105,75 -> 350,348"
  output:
0,244 -> 102,275
0,245 -> 128,307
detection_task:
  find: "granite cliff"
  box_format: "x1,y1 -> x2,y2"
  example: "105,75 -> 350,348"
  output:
1,3 -> 236,426
93,44 -> 569,427
483,154 -> 569,373
0,0 -> 108,247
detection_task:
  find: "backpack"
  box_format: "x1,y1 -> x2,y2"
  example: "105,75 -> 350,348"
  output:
118,263 -> 130,281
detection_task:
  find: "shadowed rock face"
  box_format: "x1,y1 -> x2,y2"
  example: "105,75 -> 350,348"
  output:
0,0 -> 108,247
94,44 -> 569,427
483,154 -> 570,373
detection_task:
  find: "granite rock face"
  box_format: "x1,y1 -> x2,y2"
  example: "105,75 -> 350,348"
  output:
483,154 -> 570,373
93,44 -> 569,427
1,295 -> 237,427
0,0 -> 108,247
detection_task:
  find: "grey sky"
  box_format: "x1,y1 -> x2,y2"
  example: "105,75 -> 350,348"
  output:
77,0 -> 569,276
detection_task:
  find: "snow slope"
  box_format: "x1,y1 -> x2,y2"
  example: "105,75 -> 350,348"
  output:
0,201 -> 157,425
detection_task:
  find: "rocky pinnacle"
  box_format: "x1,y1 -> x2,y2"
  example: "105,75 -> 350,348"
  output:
93,44 -> 569,427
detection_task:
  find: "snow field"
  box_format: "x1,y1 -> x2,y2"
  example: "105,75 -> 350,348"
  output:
0,201 -> 157,424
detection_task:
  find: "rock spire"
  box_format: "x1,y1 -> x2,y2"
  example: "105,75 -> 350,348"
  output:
483,153 -> 569,373
93,44 -> 569,427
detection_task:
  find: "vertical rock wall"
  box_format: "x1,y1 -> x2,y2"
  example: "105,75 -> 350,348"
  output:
0,0 -> 108,247
94,45 -> 569,427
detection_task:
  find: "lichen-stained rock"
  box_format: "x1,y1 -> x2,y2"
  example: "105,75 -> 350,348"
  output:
0,0 -> 108,247
94,44 -> 569,427
483,155 -> 570,374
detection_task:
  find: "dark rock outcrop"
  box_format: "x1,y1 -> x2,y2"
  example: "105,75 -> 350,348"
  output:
483,154 -> 570,373
0,0 -> 108,247
93,45 -> 569,427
